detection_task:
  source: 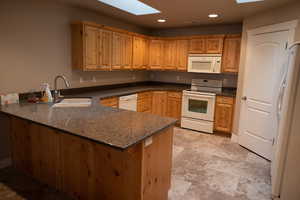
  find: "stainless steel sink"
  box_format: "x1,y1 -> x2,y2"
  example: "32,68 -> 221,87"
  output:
52,98 -> 92,108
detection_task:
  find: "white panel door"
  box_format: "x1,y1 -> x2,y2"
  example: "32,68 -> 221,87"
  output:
238,31 -> 289,160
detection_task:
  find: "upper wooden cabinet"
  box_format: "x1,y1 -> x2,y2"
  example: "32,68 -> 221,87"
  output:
189,36 -> 224,54
176,40 -> 189,71
164,40 -> 178,70
98,29 -> 113,70
149,40 -> 165,70
112,32 -> 133,70
214,96 -> 235,133
132,36 -> 149,70
84,25 -> 99,70
222,35 -> 241,73
189,38 -> 206,54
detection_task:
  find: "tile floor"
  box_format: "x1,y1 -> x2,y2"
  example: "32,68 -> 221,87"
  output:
169,127 -> 272,200
0,127 -> 271,200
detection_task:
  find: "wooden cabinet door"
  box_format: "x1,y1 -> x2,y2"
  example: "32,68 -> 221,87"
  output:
166,92 -> 182,124
112,32 -> 123,70
133,36 -> 148,70
176,40 -> 188,71
214,96 -> 235,133
122,34 -> 133,70
151,91 -> 167,116
84,25 -> 99,70
206,37 -> 224,54
222,35 -> 241,73
164,40 -> 177,70
100,97 -> 119,108
189,38 -> 206,53
149,40 -> 164,70
98,29 -> 112,70
137,92 -> 152,113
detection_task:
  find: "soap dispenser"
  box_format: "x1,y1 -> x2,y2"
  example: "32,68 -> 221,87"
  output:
41,83 -> 53,103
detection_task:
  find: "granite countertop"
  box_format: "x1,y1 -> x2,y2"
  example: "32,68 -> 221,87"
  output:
63,83 -> 236,100
0,103 -> 177,150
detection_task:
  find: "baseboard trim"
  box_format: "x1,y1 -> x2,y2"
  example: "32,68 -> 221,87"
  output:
231,134 -> 239,143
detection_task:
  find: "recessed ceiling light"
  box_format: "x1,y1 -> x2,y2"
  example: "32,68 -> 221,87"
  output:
98,0 -> 160,15
236,0 -> 264,3
157,19 -> 166,23
208,14 -> 219,18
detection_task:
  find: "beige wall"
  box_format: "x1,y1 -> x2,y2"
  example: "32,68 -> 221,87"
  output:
0,0 -> 150,94
232,1 -> 300,136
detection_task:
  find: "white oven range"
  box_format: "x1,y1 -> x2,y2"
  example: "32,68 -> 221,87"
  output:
181,79 -> 222,133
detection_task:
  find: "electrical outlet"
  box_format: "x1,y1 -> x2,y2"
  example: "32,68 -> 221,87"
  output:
176,76 -> 180,81
132,75 -> 136,80
79,77 -> 84,83
92,76 -> 97,82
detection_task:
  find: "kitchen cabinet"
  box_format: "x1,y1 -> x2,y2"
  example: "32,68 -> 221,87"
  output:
222,35 -> 241,73
189,36 -> 224,54
100,97 -> 119,108
176,40 -> 189,71
151,91 -> 168,116
137,92 -> 152,113
214,96 -> 235,133
166,92 -> 182,125
71,24 -> 112,71
149,40 -> 165,70
112,32 -> 133,70
132,36 -> 149,70
98,29 -> 113,70
164,40 -> 177,70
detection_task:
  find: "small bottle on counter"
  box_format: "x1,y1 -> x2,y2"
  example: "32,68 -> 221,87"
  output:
41,83 -> 53,103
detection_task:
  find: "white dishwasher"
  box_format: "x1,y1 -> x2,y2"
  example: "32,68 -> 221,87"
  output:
119,94 -> 137,111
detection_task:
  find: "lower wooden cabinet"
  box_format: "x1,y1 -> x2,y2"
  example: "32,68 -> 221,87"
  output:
100,97 -> 119,108
137,92 -> 152,113
214,96 -> 235,133
151,91 -> 168,116
166,92 -> 182,125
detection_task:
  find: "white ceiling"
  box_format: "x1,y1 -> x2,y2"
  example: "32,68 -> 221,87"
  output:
61,0 -> 297,29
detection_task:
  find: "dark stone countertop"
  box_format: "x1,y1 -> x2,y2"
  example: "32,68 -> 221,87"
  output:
0,103 -> 177,150
62,82 -> 236,100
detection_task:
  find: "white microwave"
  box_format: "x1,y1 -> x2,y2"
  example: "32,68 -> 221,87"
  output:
188,54 -> 222,73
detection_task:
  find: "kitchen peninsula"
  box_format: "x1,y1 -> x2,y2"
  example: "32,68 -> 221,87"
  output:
0,102 -> 176,200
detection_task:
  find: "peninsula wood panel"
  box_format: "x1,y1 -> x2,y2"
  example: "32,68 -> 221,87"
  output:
9,117 -> 174,200
222,35 -> 241,73
142,127 -> 173,200
176,40 -> 189,71
214,96 -> 235,133
151,91 -> 168,116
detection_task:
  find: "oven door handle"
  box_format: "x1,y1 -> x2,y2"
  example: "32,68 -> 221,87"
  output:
184,93 -> 216,99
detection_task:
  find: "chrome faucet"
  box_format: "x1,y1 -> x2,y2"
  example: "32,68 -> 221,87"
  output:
53,75 -> 70,103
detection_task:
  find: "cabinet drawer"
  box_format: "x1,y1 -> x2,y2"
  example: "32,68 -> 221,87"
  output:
138,92 -> 152,100
216,96 -> 234,105
167,92 -> 182,99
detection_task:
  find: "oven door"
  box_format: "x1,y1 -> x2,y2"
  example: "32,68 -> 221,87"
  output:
182,93 -> 216,121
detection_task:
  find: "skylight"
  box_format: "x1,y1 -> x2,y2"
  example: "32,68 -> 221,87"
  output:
98,0 -> 161,15
236,0 -> 264,3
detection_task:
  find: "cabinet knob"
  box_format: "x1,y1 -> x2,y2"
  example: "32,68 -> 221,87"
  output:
242,96 -> 247,101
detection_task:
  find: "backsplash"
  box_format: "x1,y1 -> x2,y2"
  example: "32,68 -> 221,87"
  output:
150,71 -> 238,88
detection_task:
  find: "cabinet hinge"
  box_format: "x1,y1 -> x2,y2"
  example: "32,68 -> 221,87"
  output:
285,42 -> 288,50
272,138 -> 275,146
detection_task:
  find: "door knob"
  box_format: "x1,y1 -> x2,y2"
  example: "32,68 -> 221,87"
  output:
242,96 -> 247,101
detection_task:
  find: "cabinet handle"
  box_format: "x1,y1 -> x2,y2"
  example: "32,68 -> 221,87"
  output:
242,96 -> 247,101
